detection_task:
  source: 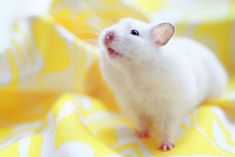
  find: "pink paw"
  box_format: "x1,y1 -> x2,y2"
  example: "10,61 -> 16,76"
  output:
135,129 -> 150,138
159,142 -> 175,151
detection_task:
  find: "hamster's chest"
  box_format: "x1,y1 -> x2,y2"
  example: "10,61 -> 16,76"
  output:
106,64 -> 159,96
103,58 -> 194,103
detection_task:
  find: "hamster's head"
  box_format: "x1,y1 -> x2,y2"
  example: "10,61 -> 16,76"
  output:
99,18 -> 175,62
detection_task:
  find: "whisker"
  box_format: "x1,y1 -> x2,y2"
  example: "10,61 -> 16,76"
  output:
54,46 -> 79,57
52,38 -> 100,58
85,39 -> 99,45
80,1 -> 106,29
54,46 -> 86,58
56,16 -> 103,34
56,16 -> 79,20
89,23 -> 103,32
55,15 -> 103,31
83,37 -> 98,41
48,0 -> 108,59
73,30 -> 100,36
75,23 -> 102,31
73,29 -> 100,33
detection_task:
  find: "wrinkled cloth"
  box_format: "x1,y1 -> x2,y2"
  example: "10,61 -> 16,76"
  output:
0,0 -> 234,156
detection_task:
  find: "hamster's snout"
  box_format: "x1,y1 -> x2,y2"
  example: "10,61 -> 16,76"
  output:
103,31 -> 122,58
104,31 -> 115,46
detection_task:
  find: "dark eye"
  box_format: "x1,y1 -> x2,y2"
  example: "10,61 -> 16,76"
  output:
130,30 -> 139,36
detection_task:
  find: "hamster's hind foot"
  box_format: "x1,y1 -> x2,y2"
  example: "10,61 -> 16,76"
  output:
135,129 -> 150,138
159,141 -> 175,151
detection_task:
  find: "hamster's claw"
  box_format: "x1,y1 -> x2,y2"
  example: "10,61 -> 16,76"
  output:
135,129 -> 150,138
159,142 -> 175,151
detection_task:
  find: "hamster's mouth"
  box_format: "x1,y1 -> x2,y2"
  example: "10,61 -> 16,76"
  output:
107,47 -> 122,58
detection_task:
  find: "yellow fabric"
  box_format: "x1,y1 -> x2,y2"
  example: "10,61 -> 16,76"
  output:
0,0 -> 235,156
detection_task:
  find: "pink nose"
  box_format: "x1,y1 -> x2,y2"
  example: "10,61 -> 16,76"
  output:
104,31 -> 115,45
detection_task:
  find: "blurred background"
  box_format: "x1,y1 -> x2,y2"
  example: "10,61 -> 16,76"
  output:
0,0 -> 234,156
0,0 -> 51,52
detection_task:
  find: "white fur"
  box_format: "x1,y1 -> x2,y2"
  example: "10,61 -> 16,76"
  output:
99,18 -> 228,143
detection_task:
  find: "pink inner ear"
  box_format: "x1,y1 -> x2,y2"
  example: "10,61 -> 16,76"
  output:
155,37 -> 165,45
152,23 -> 175,46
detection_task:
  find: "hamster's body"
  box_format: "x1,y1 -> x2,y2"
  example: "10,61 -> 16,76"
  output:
99,18 -> 227,151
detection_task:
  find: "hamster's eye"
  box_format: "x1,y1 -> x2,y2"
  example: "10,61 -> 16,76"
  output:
130,30 -> 139,36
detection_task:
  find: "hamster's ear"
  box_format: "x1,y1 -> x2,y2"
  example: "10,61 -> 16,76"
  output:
151,23 -> 175,46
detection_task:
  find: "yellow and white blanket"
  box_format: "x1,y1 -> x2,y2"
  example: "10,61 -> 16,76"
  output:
0,0 -> 235,156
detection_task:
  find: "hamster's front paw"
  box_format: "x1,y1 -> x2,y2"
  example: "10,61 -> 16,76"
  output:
159,141 -> 175,151
135,129 -> 150,138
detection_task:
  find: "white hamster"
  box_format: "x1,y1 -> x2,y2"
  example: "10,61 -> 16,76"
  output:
99,18 -> 228,151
